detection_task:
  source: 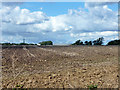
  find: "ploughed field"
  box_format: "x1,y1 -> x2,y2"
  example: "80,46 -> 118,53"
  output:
2,45 -> 119,88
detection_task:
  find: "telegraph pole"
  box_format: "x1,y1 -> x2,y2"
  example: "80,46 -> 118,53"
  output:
23,38 -> 25,43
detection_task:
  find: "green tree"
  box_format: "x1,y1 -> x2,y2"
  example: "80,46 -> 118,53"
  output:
2,43 -> 11,45
93,37 -> 104,45
72,40 -> 83,45
85,41 -> 88,45
39,41 -> 53,45
88,41 -> 92,45
107,39 -> 120,45
85,41 -> 92,45
19,43 -> 28,45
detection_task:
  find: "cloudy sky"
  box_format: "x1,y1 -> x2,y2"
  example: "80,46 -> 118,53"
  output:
1,2 -> 119,45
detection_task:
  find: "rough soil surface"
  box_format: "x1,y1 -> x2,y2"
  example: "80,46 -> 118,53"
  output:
2,45 -> 119,88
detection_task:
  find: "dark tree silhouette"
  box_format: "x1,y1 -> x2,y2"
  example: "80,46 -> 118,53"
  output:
89,41 -> 92,45
85,41 -> 88,45
93,37 -> 104,45
85,41 -> 92,45
72,40 -> 83,45
107,39 -> 120,45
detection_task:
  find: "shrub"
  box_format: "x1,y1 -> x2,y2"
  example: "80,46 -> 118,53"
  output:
88,84 -> 97,90
107,39 -> 120,45
39,41 -> 53,45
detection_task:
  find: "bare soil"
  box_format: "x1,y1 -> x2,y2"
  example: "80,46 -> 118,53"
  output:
2,45 -> 119,88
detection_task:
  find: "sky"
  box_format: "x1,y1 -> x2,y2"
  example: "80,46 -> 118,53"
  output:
1,2 -> 119,45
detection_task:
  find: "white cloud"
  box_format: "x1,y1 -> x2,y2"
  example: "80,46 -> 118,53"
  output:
1,6 -> 49,25
36,4 -> 117,33
70,31 -> 118,37
1,2 -> 118,44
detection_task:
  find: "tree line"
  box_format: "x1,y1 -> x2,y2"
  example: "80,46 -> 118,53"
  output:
0,43 -> 37,45
1,37 -> 120,45
72,37 -> 104,45
72,37 -> 120,45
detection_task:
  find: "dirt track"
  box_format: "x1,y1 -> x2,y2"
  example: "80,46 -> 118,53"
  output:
2,45 -> 119,88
